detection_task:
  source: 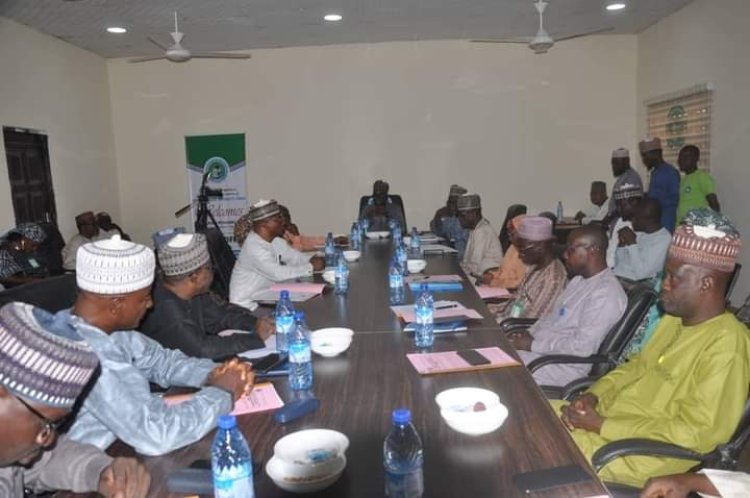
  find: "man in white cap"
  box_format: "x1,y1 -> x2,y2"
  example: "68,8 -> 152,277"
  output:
141,232 -> 275,359
457,193 -> 503,278
607,148 -> 644,220
430,184 -> 469,258
495,216 -> 567,321
507,225 -> 627,387
554,209 -> 748,488
0,301 -> 149,498
230,199 -> 325,311
613,197 -> 671,281
61,235 -> 255,456
575,181 -> 609,225
639,137 -> 680,232
606,182 -> 644,268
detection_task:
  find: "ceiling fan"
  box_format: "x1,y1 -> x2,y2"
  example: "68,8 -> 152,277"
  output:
128,12 -> 251,63
471,1 -> 613,54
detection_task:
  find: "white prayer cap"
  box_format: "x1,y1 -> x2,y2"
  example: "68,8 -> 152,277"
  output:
76,235 -> 155,294
612,148 -> 630,159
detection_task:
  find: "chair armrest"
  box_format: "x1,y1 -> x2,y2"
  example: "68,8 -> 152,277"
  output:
527,354 -> 612,373
592,439 -> 704,472
499,318 -> 537,333
560,377 -> 600,400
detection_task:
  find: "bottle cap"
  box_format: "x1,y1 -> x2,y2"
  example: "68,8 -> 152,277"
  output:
295,311 -> 305,320
420,283 -> 429,292
217,414 -> 237,429
280,290 -> 289,299
392,408 -> 411,424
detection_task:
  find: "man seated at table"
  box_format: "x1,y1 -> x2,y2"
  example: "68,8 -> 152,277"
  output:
359,180 -> 405,231
61,235 -> 255,456
553,210 -> 748,488
495,216 -> 567,321
614,198 -> 671,281
481,215 -> 528,290
230,199 -> 325,311
0,223 -> 49,287
0,301 -> 150,498
607,182 -> 643,268
458,193 -> 503,278
642,469 -> 750,498
96,211 -> 131,241
430,184 -> 469,258
141,232 -> 275,360
507,225 -> 627,387
63,211 -> 109,271
575,181 -> 609,224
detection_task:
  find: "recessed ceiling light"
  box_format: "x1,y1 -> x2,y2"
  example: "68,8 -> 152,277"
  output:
106,26 -> 127,34
324,14 -> 343,22
605,2 -> 627,11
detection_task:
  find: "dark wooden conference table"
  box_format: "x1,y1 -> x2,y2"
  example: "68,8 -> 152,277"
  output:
110,239 -> 609,498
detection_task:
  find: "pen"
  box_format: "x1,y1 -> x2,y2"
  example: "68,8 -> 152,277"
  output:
436,304 -> 458,310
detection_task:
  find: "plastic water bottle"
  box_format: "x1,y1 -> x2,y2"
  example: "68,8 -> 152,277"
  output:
556,201 -> 563,220
360,217 -> 370,234
414,284 -> 434,348
397,243 -> 408,276
335,251 -> 349,295
389,258 -> 405,305
324,232 -> 335,267
212,415 -> 254,498
350,222 -> 361,251
294,311 -> 311,341
384,408 -> 424,498
410,227 -> 421,257
288,313 -> 313,391
393,225 -> 402,246
275,290 -> 295,354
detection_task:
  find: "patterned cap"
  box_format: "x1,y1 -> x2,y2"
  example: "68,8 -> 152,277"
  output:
0,302 -> 99,408
234,212 -> 253,246
158,233 -> 211,277
612,147 -> 630,159
639,137 -> 662,153
249,199 -> 280,222
449,184 -> 468,198
0,250 -> 23,279
613,182 -> 643,201
12,223 -> 46,243
456,193 -> 481,212
76,235 -> 155,294
669,209 -> 741,273
517,216 -> 554,242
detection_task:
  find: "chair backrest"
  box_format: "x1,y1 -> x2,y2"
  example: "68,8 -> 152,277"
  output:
358,195 -> 407,228
0,274 -> 77,312
590,283 -> 657,377
708,397 -> 750,469
726,263 -> 742,300
201,227 -> 236,299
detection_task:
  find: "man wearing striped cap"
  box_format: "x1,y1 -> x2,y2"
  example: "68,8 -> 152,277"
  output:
606,182 -> 643,268
556,209 -> 749,487
0,302 -> 149,498
61,235 -> 255,456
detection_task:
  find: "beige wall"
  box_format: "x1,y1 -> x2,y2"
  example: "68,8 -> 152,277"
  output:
107,37 -> 638,243
0,18 -> 119,240
638,0 -> 750,303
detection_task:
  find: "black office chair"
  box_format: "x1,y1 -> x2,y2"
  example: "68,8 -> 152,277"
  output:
358,195 -> 407,228
0,273 -> 77,312
594,397 -> 750,497
513,283 -> 657,399
201,227 -> 236,299
726,263 -> 742,301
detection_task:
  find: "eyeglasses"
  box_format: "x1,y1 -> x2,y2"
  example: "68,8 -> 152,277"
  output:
11,392 -> 66,439
565,243 -> 591,253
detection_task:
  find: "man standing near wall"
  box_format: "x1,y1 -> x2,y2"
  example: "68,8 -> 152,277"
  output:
639,138 -> 680,232
676,145 -> 720,223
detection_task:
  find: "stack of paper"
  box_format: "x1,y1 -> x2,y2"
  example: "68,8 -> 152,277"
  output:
421,244 -> 459,254
407,347 -> 520,375
474,286 -> 511,300
253,283 -> 326,303
164,382 -> 285,415
391,300 -> 483,323
405,274 -> 462,284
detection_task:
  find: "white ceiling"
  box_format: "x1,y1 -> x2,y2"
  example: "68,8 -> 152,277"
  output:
0,0 -> 693,58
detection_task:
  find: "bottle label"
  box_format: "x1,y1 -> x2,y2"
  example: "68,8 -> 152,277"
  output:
276,315 -> 294,335
510,301 -> 525,318
385,468 -> 424,498
416,308 -> 433,326
289,343 -> 311,363
214,463 -> 254,498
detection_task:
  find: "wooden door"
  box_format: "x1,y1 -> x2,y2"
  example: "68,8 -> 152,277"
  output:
3,128 -> 57,225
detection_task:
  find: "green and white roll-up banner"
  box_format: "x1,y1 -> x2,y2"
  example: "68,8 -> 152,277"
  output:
185,133 -> 247,252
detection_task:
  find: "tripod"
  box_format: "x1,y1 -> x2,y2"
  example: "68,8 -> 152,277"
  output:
174,171 -> 223,232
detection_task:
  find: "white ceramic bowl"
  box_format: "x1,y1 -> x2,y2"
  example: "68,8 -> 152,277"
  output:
310,328 -> 354,357
266,454 -> 346,493
322,270 -> 336,284
274,429 -> 350,467
365,231 -> 390,240
406,259 -> 427,274
342,250 -> 361,262
435,387 -> 508,436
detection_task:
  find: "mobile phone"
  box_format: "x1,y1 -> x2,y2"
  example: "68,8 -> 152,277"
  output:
252,353 -> 287,374
513,464 -> 593,494
456,349 -> 491,366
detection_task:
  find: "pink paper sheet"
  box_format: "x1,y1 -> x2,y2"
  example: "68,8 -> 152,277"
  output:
270,283 -> 326,294
404,274 -> 463,283
164,383 -> 284,415
397,306 -> 483,323
407,347 -> 520,375
475,286 -> 511,299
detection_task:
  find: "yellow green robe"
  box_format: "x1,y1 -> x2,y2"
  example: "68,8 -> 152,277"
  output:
550,312 -> 750,487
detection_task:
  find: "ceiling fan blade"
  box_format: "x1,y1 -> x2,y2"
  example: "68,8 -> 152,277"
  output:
147,37 -> 168,51
128,56 -> 168,63
190,52 -> 252,59
555,27 -> 614,42
470,38 -> 531,44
